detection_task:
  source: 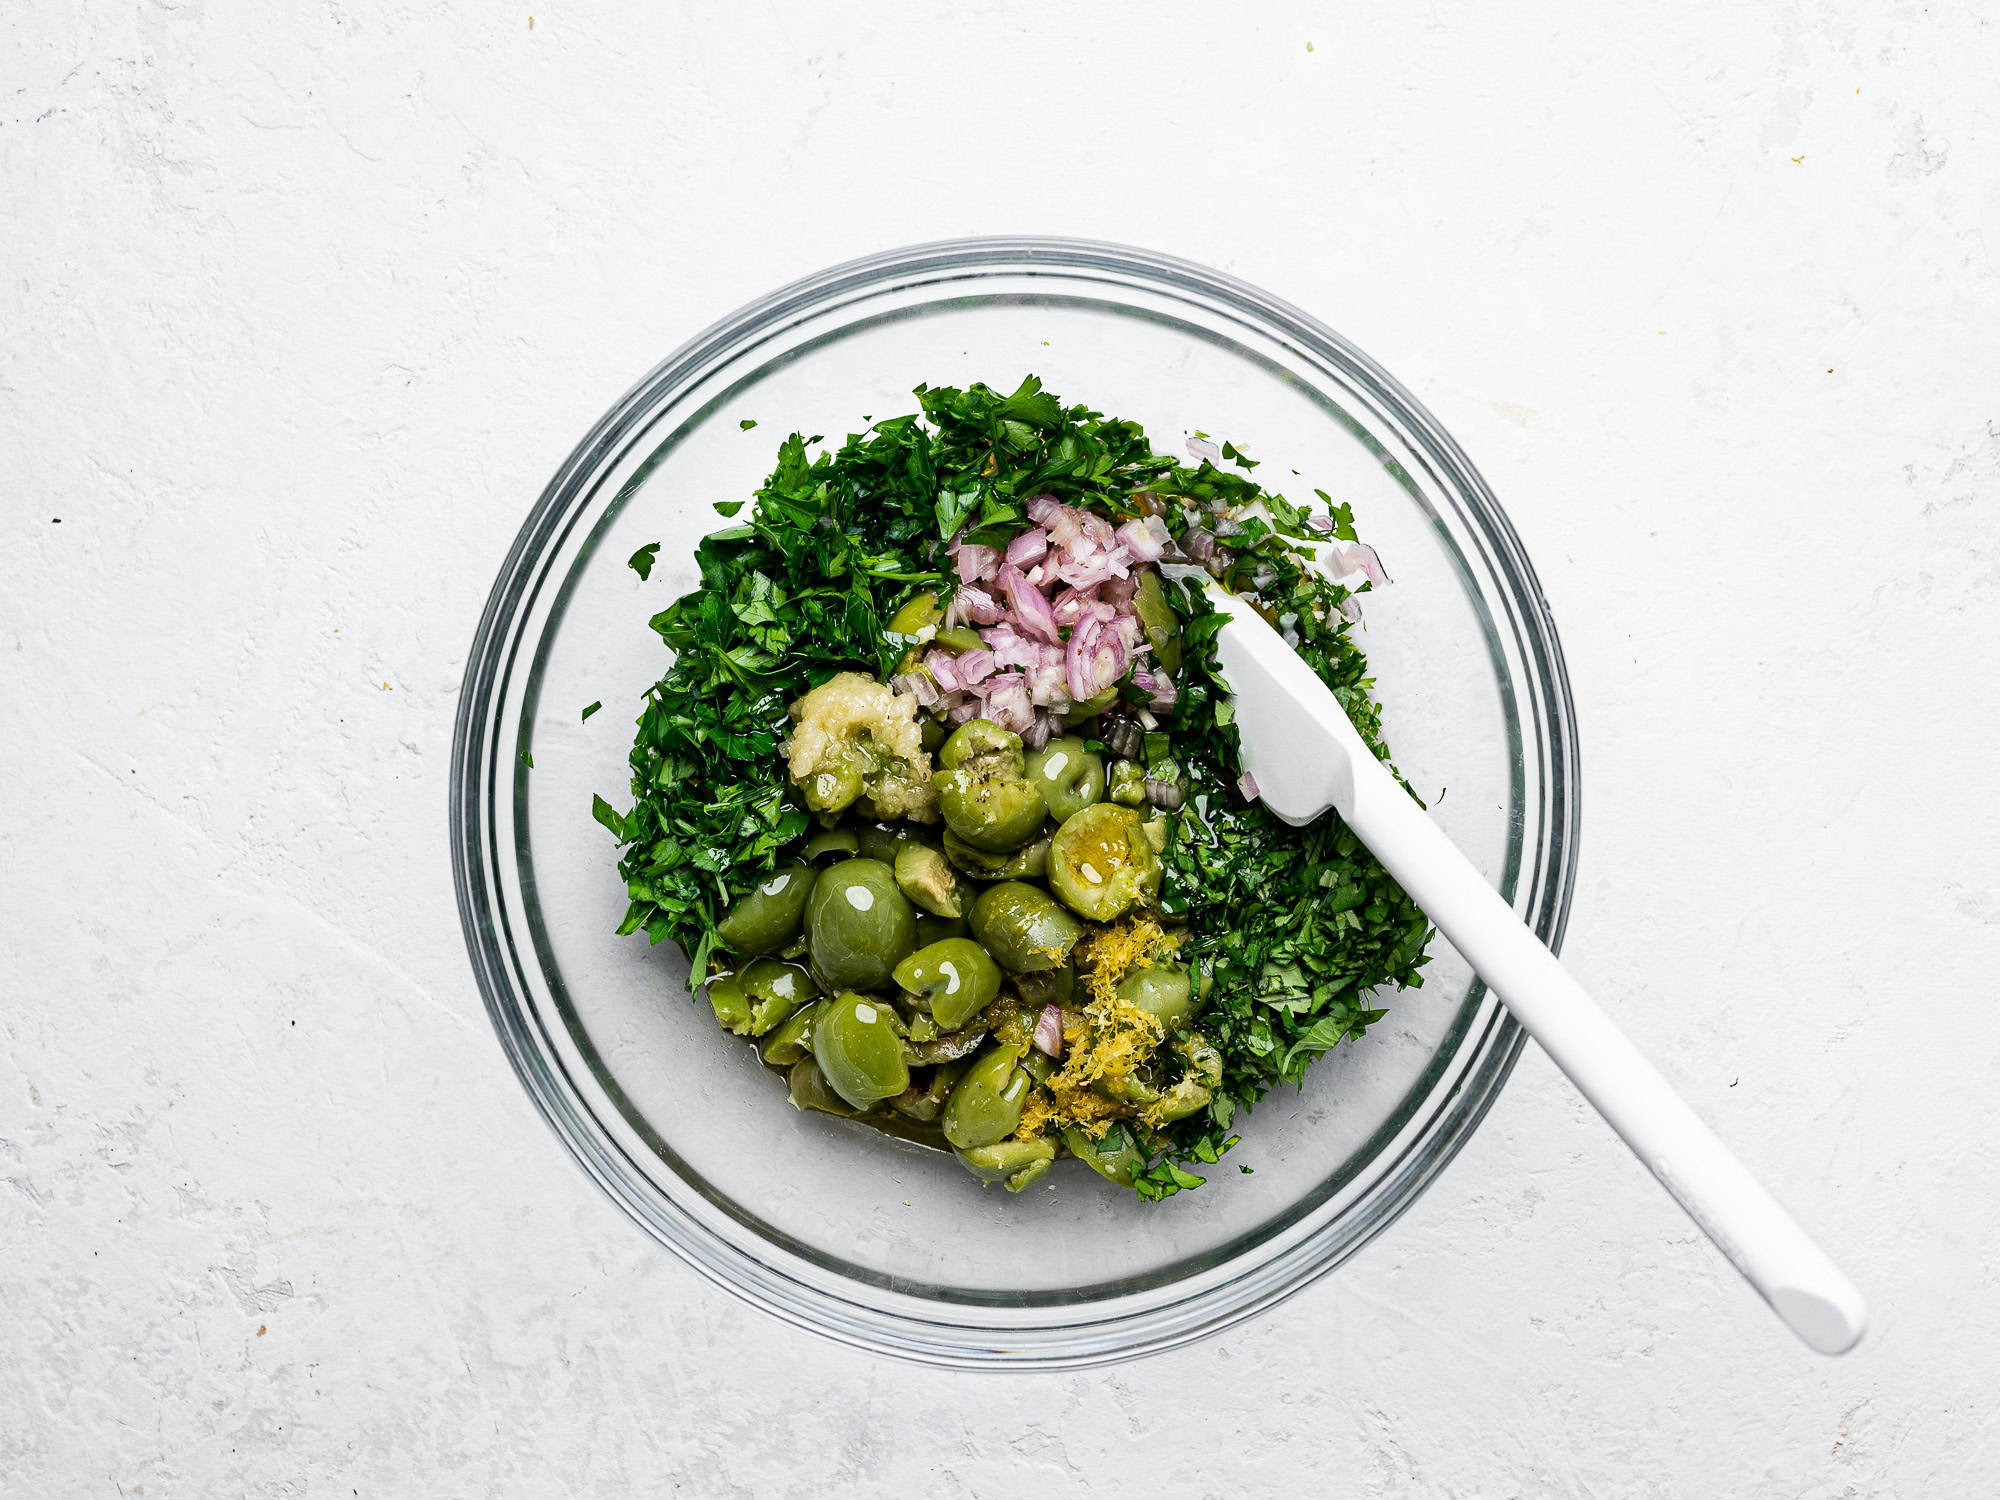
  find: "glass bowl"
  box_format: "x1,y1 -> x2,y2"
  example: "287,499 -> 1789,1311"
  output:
450,237 -> 1580,1369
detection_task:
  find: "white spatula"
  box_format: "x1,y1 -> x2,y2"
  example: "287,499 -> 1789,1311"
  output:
1200,576 -> 1867,1354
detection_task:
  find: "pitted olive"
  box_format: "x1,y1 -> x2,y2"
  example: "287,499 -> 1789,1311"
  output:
1047,803 -> 1161,922
1024,737 -> 1106,824
942,827 -> 1050,881
811,990 -> 912,1109
804,858 -> 916,991
715,863 -> 818,955
932,719 -> 1047,853
893,937 -> 1003,1031
968,882 -> 1083,973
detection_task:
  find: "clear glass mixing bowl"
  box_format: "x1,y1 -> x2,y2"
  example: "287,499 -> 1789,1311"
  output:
449,237 -> 1580,1368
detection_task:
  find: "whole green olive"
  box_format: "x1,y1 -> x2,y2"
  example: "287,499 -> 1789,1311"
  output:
933,719 -> 1048,853
1134,568 -> 1183,677
1062,1121 -> 1146,1187
893,843 -> 961,917
1047,803 -> 1162,922
1114,964 -> 1193,1031
758,998 -> 825,1067
954,1137 -> 1056,1192
941,1043 -> 1032,1149
968,882 -> 1083,973
1024,737 -> 1106,824
804,858 -> 917,991
715,863 -> 819,955
811,991 -> 913,1110
788,1056 -> 863,1117
893,938 -> 1002,1031
942,828 -> 1051,881
1106,758 -> 1147,806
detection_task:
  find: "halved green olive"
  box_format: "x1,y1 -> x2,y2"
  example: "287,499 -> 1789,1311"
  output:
788,1056 -> 863,1117
811,991 -> 912,1110
804,858 -> 917,991
1062,1121 -> 1146,1187
758,999 -> 826,1067
1106,759 -> 1147,806
1047,803 -> 1162,922
942,828 -> 1050,881
954,1137 -> 1056,1192
1025,737 -> 1106,824
715,863 -> 818,956
893,843 -> 961,917
893,938 -> 1002,1031
968,882 -> 1083,973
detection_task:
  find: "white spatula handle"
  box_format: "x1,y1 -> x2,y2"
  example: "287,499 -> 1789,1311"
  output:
1342,754 -> 1867,1354
1201,577 -> 1866,1352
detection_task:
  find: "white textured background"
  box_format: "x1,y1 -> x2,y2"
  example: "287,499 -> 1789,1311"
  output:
4,2 -> 1996,1494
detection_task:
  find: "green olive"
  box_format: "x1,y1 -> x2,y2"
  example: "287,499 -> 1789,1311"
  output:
804,858 -> 917,991
1107,759 -> 1147,806
1062,1121 -> 1146,1187
893,938 -> 1002,1031
1153,1032 -> 1222,1121
929,626 -> 987,653
1024,737 -> 1106,824
919,717 -> 948,754
1114,964 -> 1193,1031
856,822 -> 922,863
954,1137 -> 1056,1191
1019,1048 -> 1058,1085
758,998 -> 826,1067
888,1057 -> 966,1122
893,843 -> 961,918
941,1043 -> 1032,1149
915,912 -> 970,946
802,757 -> 867,816
800,828 -> 860,863
1060,684 -> 1119,725
788,1056 -> 863,1117
1013,963 -> 1075,1010
1047,804 -> 1161,922
737,958 -> 819,1035
887,590 -> 943,636
715,863 -> 819,956
811,991 -> 913,1109
1134,569 -> 1183,676
942,827 -> 1050,881
1139,810 -> 1171,853
933,719 -> 1048,853
968,882 -> 1083,973
706,975 -> 752,1033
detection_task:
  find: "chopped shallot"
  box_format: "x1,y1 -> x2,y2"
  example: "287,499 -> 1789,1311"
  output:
1033,1005 -> 1065,1059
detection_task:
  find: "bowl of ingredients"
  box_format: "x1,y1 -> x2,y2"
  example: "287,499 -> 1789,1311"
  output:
451,237 -> 1579,1367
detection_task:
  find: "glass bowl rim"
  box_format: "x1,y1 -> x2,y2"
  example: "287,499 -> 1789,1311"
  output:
449,234 -> 1581,1368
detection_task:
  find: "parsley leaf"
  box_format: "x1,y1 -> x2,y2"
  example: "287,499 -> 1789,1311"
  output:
627,542 -> 661,580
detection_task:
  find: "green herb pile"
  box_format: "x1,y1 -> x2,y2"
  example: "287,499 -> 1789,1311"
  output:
598,377 -> 1432,1197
